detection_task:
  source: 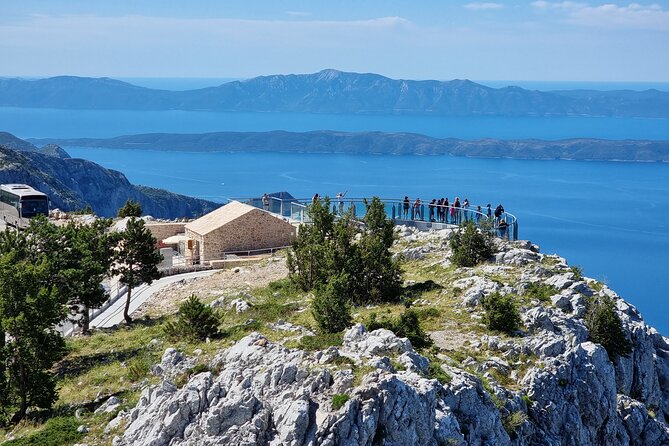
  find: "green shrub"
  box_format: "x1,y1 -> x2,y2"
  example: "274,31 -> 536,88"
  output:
164,294 -> 221,341
298,333 -> 344,351
586,296 -> 632,361
524,282 -> 558,302
3,417 -> 83,446
482,293 -> 521,334
331,394 -> 350,410
450,221 -> 495,267
312,274 -> 353,333
365,309 -> 433,349
503,411 -> 528,439
427,361 -> 451,384
127,356 -> 151,382
570,265 -> 583,281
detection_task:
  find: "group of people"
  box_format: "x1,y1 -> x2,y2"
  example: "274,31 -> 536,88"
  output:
401,196 -> 507,227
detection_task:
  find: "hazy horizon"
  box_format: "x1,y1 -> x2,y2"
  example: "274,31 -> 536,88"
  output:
2,1 -> 668,82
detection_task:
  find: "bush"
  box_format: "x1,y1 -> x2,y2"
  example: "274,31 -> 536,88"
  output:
482,293 -> 521,334
524,282 -> 558,302
331,394 -> 350,410
586,296 -> 632,361
117,199 -> 142,218
450,221 -> 495,267
312,274 -> 353,333
164,295 -> 221,341
365,309 -> 433,349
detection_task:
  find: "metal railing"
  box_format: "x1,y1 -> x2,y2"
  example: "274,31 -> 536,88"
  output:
231,196 -> 519,241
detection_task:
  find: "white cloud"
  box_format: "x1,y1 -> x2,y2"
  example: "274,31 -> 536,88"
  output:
464,2 -> 505,10
531,2 -> 669,29
285,11 -> 312,17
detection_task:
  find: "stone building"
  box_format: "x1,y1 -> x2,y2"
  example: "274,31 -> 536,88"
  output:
184,201 -> 296,262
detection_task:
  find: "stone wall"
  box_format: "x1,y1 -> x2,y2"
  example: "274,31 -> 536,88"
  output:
146,222 -> 186,242
185,209 -> 295,262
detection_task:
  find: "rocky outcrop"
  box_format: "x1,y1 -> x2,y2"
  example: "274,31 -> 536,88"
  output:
0,136 -> 218,218
109,231 -> 669,445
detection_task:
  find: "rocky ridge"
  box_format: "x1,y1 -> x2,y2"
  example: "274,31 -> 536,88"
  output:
106,227 -> 669,445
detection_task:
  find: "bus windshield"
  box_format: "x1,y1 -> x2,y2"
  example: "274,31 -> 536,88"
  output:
20,197 -> 49,218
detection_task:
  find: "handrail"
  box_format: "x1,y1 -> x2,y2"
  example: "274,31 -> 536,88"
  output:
227,195 -> 518,241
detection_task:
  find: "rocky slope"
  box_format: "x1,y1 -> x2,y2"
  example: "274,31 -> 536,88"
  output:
0,133 -> 219,218
2,70 -> 668,118
104,228 -> 669,446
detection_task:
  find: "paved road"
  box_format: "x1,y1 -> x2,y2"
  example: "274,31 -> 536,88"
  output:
90,270 -> 217,329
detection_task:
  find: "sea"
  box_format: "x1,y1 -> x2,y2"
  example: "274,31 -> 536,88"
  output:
3,79 -> 668,332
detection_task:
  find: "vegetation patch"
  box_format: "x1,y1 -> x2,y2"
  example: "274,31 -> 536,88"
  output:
586,296 -> 632,361
523,282 -> 558,303
365,309 -> 433,349
482,293 -> 521,334
331,394 -> 350,410
298,333 -> 344,351
2,417 -> 83,446
449,221 -> 495,267
164,294 -> 222,341
503,411 -> 528,439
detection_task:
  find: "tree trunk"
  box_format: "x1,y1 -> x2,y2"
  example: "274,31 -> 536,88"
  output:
123,285 -> 133,324
11,360 -> 27,424
81,304 -> 90,335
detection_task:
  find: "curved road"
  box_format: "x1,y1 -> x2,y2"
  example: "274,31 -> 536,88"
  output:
90,270 -> 218,329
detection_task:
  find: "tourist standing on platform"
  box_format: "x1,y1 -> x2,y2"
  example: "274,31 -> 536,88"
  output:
262,193 -> 269,211
487,203 -> 492,221
437,198 -> 443,222
497,218 -> 509,239
429,199 -> 436,222
413,198 -> 422,220
453,197 -> 461,224
494,203 -> 505,224
403,196 -> 410,219
463,198 -> 470,221
476,205 -> 482,223
336,191 -> 347,214
312,193 -> 319,205
444,198 -> 450,223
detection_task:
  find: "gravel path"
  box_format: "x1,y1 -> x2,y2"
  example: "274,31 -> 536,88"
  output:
133,256 -> 289,319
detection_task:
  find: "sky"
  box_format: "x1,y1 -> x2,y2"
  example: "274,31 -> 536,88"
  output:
1,0 -> 668,81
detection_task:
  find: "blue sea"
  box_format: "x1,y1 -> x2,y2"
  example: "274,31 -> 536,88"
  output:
2,85 -> 668,332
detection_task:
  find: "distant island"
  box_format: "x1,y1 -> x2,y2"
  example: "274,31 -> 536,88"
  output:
30,131 -> 669,163
2,69 -> 669,118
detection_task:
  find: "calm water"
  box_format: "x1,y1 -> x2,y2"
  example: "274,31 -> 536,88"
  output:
65,147 -> 669,333
3,107 -> 669,140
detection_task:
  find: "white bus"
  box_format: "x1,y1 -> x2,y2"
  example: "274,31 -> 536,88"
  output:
0,184 -> 49,228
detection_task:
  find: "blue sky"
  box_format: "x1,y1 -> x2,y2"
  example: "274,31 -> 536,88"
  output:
1,1 -> 668,81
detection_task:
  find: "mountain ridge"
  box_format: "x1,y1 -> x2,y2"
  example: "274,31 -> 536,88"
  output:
2,69 -> 668,118
0,133 -> 219,218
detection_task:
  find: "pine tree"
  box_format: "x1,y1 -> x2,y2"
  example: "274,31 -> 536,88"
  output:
117,199 -> 143,218
164,294 -> 220,341
0,238 -> 67,424
112,217 -> 162,324
312,274 -> 352,333
60,219 -> 115,334
586,296 -> 633,361
450,220 -> 495,267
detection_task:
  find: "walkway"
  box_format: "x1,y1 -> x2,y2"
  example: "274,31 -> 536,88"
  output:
232,196 -> 519,240
90,269 -> 217,329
